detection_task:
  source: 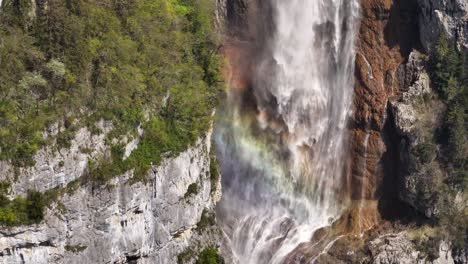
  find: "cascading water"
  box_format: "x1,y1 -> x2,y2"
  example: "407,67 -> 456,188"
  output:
216,0 -> 360,263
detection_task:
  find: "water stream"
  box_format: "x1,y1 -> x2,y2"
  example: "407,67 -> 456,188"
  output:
216,1 -> 360,263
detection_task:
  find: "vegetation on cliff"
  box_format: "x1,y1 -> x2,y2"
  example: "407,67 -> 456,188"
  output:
177,246 -> 224,264
412,35 -> 468,249
0,0 -> 221,167
195,247 -> 225,264
430,36 -> 467,174
0,0 -> 222,225
0,186 -> 45,226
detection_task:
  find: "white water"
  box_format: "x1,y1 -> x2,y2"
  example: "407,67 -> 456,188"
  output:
216,1 -> 360,263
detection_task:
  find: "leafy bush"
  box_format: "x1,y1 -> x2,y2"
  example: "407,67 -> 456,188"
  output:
177,248 -> 195,264
196,209 -> 216,233
184,183 -> 199,198
0,190 -> 45,226
195,247 -> 224,264
209,155 -> 220,193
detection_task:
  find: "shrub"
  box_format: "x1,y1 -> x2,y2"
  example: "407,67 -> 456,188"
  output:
195,247 -> 224,264
0,181 -> 11,195
184,183 -> 199,198
209,155 -> 220,193
26,190 -> 45,223
196,209 -> 216,233
64,244 -> 87,253
0,190 -> 45,226
177,248 -> 195,264
413,142 -> 437,164
45,59 -> 66,79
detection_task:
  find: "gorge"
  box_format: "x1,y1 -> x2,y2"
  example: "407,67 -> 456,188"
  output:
0,0 -> 466,263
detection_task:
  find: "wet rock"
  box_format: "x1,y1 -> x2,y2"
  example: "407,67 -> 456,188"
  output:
350,0 -> 417,205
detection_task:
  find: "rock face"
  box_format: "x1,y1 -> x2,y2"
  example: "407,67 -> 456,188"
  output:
351,0 -> 467,220
312,226 -> 463,264
369,232 -> 455,264
0,132 -> 222,264
349,0 -> 422,225
390,51 -> 431,139
347,0 -> 467,262
389,51 -> 447,218
417,0 -> 468,51
0,121 -> 112,196
215,0 -> 249,38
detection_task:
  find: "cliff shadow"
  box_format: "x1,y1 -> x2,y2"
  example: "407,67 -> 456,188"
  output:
376,104 -> 423,223
384,0 -> 423,58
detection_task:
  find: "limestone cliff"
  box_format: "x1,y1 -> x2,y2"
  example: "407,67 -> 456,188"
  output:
0,0 -> 224,262
0,130 -> 222,264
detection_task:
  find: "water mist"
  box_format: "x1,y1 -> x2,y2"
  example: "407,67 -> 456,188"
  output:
216,1 -> 360,263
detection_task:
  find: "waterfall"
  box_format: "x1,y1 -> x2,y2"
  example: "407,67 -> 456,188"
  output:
216,0 -> 360,263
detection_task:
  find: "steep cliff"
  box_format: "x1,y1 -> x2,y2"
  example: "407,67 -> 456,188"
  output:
0,0 -> 224,263
321,0 -> 468,262
0,132 -> 222,264
348,0 -> 422,231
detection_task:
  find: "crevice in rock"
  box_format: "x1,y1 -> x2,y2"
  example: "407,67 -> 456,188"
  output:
0,230 -> 29,237
0,239 -> 55,258
39,240 -> 52,247
124,254 -> 141,264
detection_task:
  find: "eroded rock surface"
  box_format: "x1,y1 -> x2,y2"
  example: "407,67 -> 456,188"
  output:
0,121 -> 111,197
0,134 -> 222,264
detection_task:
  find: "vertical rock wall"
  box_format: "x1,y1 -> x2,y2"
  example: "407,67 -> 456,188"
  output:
348,0 -> 422,229
0,132 -> 222,264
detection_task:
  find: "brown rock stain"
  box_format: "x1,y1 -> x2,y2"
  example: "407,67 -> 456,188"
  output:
349,0 -> 421,230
